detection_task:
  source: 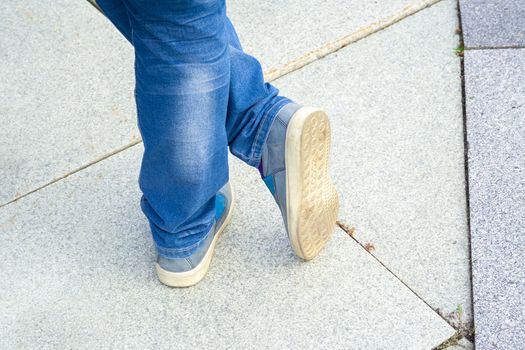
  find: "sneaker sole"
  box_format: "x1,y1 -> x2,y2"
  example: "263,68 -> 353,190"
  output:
285,107 -> 339,260
155,188 -> 235,288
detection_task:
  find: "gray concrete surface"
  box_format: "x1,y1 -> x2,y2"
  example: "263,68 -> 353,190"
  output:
460,0 -> 525,48
464,48 -> 525,350
0,0 -> 136,205
0,0 -> 423,206
0,145 -> 455,349
0,0 -> 473,347
277,0 -> 471,324
228,0 -> 429,70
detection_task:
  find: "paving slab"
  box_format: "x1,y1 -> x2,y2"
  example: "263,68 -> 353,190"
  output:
0,144 -> 454,349
0,0 -> 426,206
464,48 -> 525,349
228,0 -> 435,71
275,0 -> 471,323
460,0 -> 525,48
0,0 -> 136,206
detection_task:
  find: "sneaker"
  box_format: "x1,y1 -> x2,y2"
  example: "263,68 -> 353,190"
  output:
259,104 -> 339,260
155,182 -> 234,287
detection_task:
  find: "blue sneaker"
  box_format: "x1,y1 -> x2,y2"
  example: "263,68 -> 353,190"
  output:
155,182 -> 234,287
259,104 -> 339,260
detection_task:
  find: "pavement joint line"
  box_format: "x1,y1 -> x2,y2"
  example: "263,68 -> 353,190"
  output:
465,45 -> 525,50
264,0 -> 444,82
455,0 -> 476,333
335,222 -> 460,331
0,139 -> 142,209
432,331 -> 464,350
2,0 -> 444,208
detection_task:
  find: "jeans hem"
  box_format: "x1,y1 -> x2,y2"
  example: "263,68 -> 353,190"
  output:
154,220 -> 214,259
246,97 -> 292,167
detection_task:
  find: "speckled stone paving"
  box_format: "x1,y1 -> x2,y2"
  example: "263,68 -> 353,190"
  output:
464,48 -> 525,350
0,0 -> 470,347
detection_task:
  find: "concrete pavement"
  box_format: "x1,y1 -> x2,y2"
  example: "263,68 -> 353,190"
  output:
0,0 -> 473,348
460,0 -> 525,348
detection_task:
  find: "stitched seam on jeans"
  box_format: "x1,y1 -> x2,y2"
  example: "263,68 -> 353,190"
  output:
275,112 -> 288,127
249,100 -> 289,166
155,221 -> 214,255
156,241 -> 200,255
249,103 -> 278,161
253,100 -> 289,161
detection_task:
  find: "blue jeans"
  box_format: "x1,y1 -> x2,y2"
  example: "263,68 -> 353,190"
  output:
96,0 -> 291,258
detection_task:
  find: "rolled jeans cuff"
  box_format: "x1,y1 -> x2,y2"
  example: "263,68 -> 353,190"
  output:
153,220 -> 215,259
246,97 -> 292,167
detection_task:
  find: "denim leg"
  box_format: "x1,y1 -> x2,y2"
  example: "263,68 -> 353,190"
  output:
96,0 -> 132,43
97,1 -> 291,167
98,0 -> 231,258
96,0 -> 291,256
223,21 -> 292,167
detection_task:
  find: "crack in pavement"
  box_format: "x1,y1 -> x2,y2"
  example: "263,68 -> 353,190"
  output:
335,220 -> 471,334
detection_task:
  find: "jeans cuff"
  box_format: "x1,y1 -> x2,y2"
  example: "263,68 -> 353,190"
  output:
154,220 -> 214,259
247,97 -> 292,167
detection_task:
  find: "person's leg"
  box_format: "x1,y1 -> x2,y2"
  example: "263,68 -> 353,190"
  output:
95,0 -> 132,43
98,0 -> 231,260
221,17 -> 339,260
96,0 -> 291,169
96,0 -> 338,266
222,22 -> 292,168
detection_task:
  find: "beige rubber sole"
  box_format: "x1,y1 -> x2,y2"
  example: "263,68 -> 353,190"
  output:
285,107 -> 339,260
155,189 -> 234,288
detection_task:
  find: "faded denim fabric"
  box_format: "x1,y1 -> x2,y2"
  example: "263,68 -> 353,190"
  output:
96,0 -> 291,257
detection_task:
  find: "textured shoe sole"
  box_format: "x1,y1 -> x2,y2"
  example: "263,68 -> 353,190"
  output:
155,188 -> 234,288
285,107 -> 339,260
